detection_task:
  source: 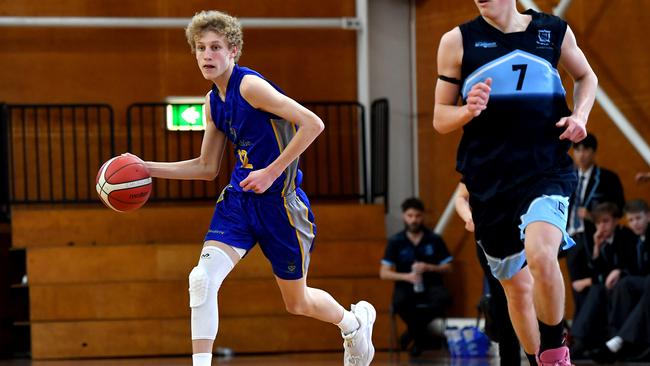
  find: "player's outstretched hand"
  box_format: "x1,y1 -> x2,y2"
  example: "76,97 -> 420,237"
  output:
466,78 -> 492,117
556,115 -> 587,142
240,168 -> 278,194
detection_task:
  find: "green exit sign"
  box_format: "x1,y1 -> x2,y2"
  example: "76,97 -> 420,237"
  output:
166,104 -> 205,131
165,97 -> 207,131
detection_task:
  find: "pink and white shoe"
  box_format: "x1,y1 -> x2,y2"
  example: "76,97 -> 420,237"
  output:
537,345 -> 572,366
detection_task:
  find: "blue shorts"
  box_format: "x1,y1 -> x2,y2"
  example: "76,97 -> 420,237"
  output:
205,187 -> 316,280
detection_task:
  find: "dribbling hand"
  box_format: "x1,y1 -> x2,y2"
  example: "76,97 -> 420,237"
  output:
120,152 -> 145,164
556,115 -> 587,142
466,78 -> 492,117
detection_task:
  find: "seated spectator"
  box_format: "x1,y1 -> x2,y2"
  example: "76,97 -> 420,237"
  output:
379,197 -> 452,357
591,199 -> 650,363
569,202 -> 637,358
567,133 -> 625,318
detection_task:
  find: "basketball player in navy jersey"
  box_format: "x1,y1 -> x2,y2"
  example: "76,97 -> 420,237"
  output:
433,1 -> 597,365
141,10 -> 375,366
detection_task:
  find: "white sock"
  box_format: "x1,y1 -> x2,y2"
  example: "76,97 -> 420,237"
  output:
606,336 -> 624,353
337,307 -> 359,335
192,352 -> 212,366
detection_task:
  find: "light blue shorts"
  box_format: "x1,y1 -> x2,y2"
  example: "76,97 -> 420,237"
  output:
482,195 -> 575,280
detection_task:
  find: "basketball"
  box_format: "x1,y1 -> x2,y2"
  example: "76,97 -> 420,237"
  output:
96,154 -> 152,212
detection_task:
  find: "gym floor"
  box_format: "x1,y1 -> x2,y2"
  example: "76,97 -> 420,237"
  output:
0,351 -> 646,366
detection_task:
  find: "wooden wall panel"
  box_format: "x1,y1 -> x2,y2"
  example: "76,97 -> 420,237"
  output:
11,204 -> 386,248
26,241 -> 385,284
17,203 -> 393,359
31,315 -> 393,359
0,0 -> 358,114
416,0 -> 650,317
29,278 -> 393,321
0,1 -> 358,207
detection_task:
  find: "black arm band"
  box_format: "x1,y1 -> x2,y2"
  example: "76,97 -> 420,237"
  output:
438,75 -> 462,85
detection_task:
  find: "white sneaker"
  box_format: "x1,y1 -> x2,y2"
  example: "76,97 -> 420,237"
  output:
342,301 -> 376,366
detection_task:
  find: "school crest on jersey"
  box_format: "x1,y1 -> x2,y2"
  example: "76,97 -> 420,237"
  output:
537,29 -> 551,46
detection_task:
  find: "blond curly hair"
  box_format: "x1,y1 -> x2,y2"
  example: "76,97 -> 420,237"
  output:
185,10 -> 243,62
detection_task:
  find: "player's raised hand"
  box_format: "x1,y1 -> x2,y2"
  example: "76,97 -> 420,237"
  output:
240,168 -> 278,194
557,115 -> 587,142
466,78 -> 492,117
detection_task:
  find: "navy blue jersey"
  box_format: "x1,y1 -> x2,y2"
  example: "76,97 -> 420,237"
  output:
209,65 -> 302,196
382,229 -> 453,288
457,10 -> 575,202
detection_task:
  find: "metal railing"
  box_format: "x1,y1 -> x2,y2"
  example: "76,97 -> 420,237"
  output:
301,101 -> 367,202
126,102 -> 233,202
370,99 -> 389,207
0,104 -> 10,221
1,100 -> 384,208
4,104 -> 115,204
126,101 -> 368,202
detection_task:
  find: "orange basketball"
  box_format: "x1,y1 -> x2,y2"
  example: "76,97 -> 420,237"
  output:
96,154 -> 152,212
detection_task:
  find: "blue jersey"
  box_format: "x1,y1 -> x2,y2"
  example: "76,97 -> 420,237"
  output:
209,65 -> 302,196
457,10 -> 575,202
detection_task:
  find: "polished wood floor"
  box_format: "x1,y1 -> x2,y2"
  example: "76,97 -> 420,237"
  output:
0,352 -> 495,366
1,351 -> 647,366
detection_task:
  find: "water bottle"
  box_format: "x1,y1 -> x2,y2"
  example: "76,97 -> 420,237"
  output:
412,264 -> 424,293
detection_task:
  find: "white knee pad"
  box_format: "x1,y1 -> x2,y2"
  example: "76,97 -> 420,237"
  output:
189,246 -> 235,340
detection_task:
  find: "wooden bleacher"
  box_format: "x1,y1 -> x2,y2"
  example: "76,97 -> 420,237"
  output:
12,203 -> 391,359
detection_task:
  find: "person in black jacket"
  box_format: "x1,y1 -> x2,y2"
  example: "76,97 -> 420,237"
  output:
569,202 -> 636,358
566,133 -> 625,316
590,199 -> 650,362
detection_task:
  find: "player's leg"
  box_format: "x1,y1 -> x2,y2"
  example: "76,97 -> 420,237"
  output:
275,275 -> 375,366
476,207 -> 540,364
499,267 -> 539,355
191,189 -> 255,366
259,189 -> 375,366
476,244 -> 521,365
519,195 -> 573,365
525,222 -> 565,326
191,241 -> 244,356
274,276 -> 346,322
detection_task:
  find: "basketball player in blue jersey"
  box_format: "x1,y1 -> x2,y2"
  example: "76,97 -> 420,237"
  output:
433,1 -> 597,365
141,10 -> 375,366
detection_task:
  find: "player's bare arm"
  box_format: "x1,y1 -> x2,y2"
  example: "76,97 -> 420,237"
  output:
556,25 -> 598,142
144,91 -> 227,181
433,27 -> 492,134
239,74 -> 324,193
454,183 -> 475,232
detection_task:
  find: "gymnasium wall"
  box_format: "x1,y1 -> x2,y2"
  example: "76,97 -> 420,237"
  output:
0,0 -> 362,226
416,0 -> 650,316
0,0 -> 358,108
